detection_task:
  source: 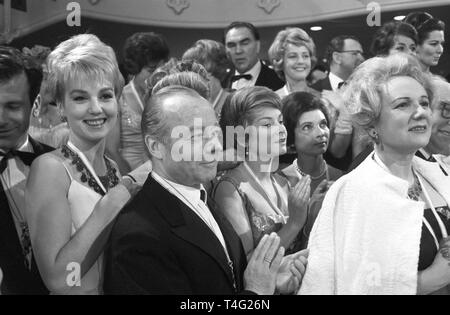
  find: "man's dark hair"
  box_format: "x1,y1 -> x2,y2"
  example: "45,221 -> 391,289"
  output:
0,46 -> 42,104
324,35 -> 361,66
223,21 -> 260,43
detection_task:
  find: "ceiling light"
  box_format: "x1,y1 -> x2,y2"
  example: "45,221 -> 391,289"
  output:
310,26 -> 323,31
394,15 -> 406,21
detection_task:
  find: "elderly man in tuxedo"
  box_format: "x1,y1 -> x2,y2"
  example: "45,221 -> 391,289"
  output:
104,85 -> 307,295
224,22 -> 284,92
0,46 -> 52,294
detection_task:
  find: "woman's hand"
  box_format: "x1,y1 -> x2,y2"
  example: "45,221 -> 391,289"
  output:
417,237 -> 450,295
276,249 -> 309,294
288,176 -> 311,228
307,180 -> 332,227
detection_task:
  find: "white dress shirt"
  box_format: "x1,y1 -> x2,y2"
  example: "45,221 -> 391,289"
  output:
328,72 -> 345,92
151,171 -> 231,260
0,136 -> 33,268
231,60 -> 262,90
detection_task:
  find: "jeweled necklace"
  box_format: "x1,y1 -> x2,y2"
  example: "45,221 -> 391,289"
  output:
407,172 -> 422,201
61,142 -> 119,195
295,158 -> 328,180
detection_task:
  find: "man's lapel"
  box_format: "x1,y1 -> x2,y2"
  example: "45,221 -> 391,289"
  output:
146,176 -> 237,287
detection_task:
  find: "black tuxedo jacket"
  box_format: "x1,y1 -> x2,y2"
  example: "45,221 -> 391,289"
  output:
226,61 -> 284,92
311,76 -> 332,92
0,137 -> 53,295
255,62 -> 284,92
104,175 -> 251,295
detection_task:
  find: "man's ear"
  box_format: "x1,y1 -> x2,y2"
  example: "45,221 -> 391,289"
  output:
256,40 -> 261,55
145,135 -> 164,160
332,51 -> 341,65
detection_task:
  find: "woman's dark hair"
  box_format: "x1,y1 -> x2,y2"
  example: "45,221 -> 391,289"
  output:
123,32 -> 170,75
404,12 -> 445,45
282,92 -> 330,147
370,21 -> 418,56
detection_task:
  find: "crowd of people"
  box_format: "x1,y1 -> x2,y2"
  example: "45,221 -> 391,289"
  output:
0,10 -> 449,295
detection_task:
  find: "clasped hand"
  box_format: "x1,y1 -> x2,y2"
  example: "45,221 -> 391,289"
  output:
244,233 -> 308,295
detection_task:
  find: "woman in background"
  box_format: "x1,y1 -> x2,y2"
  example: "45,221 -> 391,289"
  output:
280,92 -> 342,247
268,27 -> 319,99
182,39 -> 232,118
404,12 -> 445,73
214,86 -> 310,257
118,32 -> 169,171
371,20 -> 418,57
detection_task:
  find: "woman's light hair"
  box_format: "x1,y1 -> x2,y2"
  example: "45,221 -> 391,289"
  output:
46,34 -> 124,105
147,59 -> 210,99
268,27 -> 317,81
182,39 -> 231,83
342,53 -> 434,131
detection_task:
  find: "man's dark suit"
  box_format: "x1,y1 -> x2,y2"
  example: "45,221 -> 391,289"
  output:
0,137 -> 53,295
255,61 -> 284,91
311,76 -> 332,92
104,175 -> 251,295
312,75 -> 353,171
227,61 -> 284,92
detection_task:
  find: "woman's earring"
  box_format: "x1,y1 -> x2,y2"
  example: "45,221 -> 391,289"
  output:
370,130 -> 380,145
59,110 -> 67,123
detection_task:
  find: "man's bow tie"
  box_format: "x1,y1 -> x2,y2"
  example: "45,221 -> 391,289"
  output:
231,74 -> 253,83
0,150 -> 37,174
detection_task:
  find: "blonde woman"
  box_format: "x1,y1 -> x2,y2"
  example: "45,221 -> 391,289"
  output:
25,34 -> 139,295
300,54 -> 450,295
268,27 -> 319,98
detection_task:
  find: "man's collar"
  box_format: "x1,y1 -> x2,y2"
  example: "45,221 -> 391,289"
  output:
151,171 -> 205,203
0,135 -> 33,154
418,148 -> 432,161
329,72 -> 345,91
235,60 -> 262,78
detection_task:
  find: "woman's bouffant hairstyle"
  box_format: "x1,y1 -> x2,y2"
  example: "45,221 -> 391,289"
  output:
122,32 -> 170,75
268,27 -> 317,81
404,12 -> 445,45
182,39 -> 232,84
147,59 -> 210,100
220,86 -> 281,149
342,53 -> 434,132
282,92 -> 330,147
46,34 -> 124,105
370,21 -> 418,57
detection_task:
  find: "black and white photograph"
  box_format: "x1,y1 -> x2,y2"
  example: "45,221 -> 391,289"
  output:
0,0 -> 450,301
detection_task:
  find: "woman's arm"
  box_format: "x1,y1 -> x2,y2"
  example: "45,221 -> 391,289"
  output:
25,155 -> 132,294
275,176 -> 311,251
105,114 -> 130,175
417,243 -> 450,295
213,181 -> 254,256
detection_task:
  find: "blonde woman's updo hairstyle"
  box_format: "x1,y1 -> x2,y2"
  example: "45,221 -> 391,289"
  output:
147,59 -> 210,99
45,34 -> 124,105
342,53 -> 434,132
268,27 -> 317,81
